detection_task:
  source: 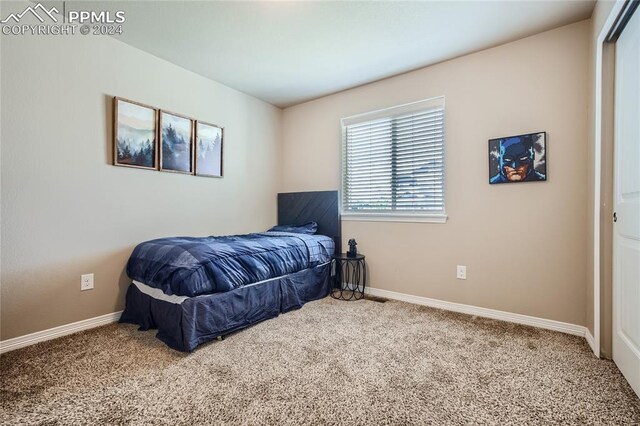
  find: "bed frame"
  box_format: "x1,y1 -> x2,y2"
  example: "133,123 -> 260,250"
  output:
120,190 -> 341,351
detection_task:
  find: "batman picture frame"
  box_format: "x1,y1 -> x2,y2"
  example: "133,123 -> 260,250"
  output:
488,131 -> 547,184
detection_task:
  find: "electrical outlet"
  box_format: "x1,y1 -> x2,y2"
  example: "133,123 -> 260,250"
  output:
456,265 -> 467,280
81,274 -> 94,291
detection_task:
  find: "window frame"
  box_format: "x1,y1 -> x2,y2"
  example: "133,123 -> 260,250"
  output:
340,96 -> 447,224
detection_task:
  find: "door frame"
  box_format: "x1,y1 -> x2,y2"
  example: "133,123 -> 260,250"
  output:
592,0 -> 627,358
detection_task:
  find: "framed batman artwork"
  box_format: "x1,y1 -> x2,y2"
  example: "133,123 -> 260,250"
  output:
488,131 -> 547,184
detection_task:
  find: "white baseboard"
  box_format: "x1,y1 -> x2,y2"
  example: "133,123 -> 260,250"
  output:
366,287 -> 592,341
585,328 -> 598,356
1,290 -> 599,356
0,311 -> 123,354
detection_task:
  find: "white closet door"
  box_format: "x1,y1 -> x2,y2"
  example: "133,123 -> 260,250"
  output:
613,6 -> 640,398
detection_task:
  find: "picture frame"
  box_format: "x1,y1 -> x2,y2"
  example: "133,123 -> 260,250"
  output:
113,97 -> 158,170
488,131 -> 547,184
159,110 -> 194,174
195,120 -> 224,178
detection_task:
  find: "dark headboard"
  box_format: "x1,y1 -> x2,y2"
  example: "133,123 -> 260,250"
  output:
277,191 -> 341,255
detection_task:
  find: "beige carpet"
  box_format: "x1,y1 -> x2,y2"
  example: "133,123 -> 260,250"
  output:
1,297 -> 639,425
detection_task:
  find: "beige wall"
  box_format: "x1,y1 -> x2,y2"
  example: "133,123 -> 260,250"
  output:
0,13 -> 282,339
281,21 -> 591,326
0,6 -> 598,341
587,0 -> 617,357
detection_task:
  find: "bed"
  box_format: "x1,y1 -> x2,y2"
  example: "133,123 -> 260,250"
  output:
119,191 -> 341,351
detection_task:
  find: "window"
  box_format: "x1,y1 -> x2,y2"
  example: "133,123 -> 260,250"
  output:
341,97 -> 446,223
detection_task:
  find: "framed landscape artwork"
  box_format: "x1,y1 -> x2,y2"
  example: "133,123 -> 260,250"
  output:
113,97 -> 158,170
195,121 -> 223,178
488,131 -> 547,184
160,110 -> 193,174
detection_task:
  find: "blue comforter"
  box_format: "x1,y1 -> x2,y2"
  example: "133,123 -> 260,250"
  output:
126,232 -> 334,297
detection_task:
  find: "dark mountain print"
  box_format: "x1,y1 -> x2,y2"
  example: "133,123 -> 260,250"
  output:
117,136 -> 154,168
162,123 -> 191,172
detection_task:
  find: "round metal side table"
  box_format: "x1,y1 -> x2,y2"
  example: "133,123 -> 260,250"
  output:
330,253 -> 366,301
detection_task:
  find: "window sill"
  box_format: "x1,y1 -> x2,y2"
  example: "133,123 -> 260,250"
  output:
342,213 -> 448,224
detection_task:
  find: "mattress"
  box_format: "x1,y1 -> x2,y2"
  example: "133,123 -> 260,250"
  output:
129,259 -> 329,304
127,231 -> 334,297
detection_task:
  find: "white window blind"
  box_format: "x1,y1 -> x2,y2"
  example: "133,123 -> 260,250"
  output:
341,97 -> 446,221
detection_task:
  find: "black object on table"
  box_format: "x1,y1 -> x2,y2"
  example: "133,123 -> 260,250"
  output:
330,253 -> 366,301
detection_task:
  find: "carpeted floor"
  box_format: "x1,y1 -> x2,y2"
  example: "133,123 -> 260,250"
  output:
1,297 -> 639,425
